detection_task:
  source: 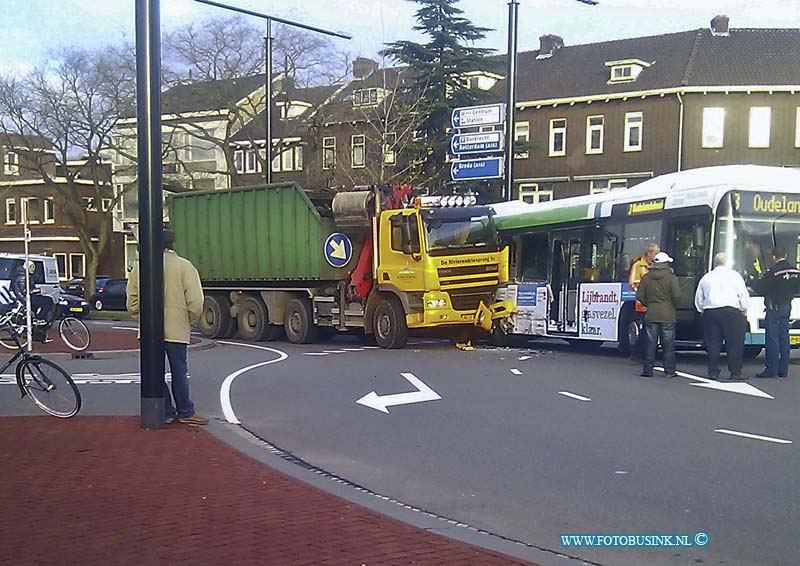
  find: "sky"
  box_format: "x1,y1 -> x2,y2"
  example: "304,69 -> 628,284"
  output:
1,0 -> 799,75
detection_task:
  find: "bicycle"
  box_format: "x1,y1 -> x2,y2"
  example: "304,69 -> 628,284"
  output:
0,299 -> 91,352
0,307 -> 82,418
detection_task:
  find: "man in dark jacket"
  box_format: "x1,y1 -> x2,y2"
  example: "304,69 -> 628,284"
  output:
755,247 -> 800,378
636,252 -> 681,377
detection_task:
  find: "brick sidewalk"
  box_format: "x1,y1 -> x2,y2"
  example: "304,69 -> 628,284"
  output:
0,417 -> 538,565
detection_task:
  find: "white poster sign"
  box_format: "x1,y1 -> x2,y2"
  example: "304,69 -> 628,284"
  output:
578,283 -> 623,341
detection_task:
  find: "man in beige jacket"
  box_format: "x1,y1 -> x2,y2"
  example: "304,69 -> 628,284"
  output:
127,231 -> 206,425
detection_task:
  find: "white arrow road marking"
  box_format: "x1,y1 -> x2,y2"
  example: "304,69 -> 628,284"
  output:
510,369 -> 522,375
653,368 -> 773,399
218,341 -> 288,424
356,372 -> 441,414
714,429 -> 792,444
558,391 -> 591,402
329,239 -> 347,259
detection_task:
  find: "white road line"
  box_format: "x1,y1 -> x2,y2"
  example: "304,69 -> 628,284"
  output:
342,348 -> 364,352
112,326 -> 138,332
323,350 -> 348,354
303,352 -> 329,356
714,429 -> 792,445
218,341 -> 288,425
362,346 -> 380,349
519,356 -> 532,361
558,391 -> 591,402
510,368 -> 522,375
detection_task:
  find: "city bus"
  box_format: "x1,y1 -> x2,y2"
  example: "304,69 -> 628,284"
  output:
490,165 -> 800,355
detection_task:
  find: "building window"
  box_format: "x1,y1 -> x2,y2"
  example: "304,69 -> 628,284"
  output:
83,197 -> 98,211
518,183 -> 554,204
113,184 -> 124,213
273,145 -> 303,172
624,112 -> 643,152
352,88 -> 382,107
322,137 -> 336,170
611,65 -> 633,81
549,119 -> 566,157
245,149 -> 258,173
23,197 -> 40,223
586,115 -> 604,154
69,253 -> 86,279
748,107 -> 771,148
3,151 -> 19,175
702,107 -> 725,148
233,149 -> 244,174
351,135 -> 365,168
54,253 -> 67,281
44,198 -> 55,224
101,198 -> 113,213
5,199 -> 16,225
590,179 -> 628,194
383,132 -> 397,165
514,121 -> 530,159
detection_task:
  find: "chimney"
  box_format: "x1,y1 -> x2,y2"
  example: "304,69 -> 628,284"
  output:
710,15 -> 730,36
537,35 -> 564,59
352,57 -> 379,79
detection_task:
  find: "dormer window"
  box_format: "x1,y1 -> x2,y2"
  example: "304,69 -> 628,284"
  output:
352,88 -> 385,107
277,100 -> 312,119
459,71 -> 503,91
605,59 -> 651,84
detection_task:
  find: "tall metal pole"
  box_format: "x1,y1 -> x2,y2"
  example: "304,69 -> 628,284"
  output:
264,20 -> 273,184
135,0 -> 166,429
21,200 -> 32,352
504,0 -> 519,202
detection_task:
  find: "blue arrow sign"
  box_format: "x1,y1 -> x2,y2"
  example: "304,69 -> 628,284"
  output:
324,233 -> 353,268
451,103 -> 506,129
451,132 -> 504,155
451,157 -> 504,181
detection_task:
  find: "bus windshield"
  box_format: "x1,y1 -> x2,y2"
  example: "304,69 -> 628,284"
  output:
714,191 -> 800,289
421,207 -> 500,255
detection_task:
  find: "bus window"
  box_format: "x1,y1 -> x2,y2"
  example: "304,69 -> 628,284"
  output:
583,227 -> 620,282
519,233 -> 548,281
619,220 -> 663,281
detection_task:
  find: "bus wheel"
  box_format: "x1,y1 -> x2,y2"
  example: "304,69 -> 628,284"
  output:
284,298 -> 318,344
617,307 -> 641,356
200,295 -> 237,339
373,296 -> 408,349
743,345 -> 763,359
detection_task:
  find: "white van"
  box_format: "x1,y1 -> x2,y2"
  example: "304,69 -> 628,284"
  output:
0,253 -> 62,301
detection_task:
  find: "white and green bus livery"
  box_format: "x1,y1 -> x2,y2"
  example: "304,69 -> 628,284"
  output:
491,165 -> 800,355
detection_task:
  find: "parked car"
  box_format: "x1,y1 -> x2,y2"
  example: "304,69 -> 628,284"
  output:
56,294 -> 91,318
64,276 -> 111,297
90,278 -> 128,311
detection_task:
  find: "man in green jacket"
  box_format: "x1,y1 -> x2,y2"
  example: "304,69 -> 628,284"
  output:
636,252 -> 681,378
127,230 -> 206,425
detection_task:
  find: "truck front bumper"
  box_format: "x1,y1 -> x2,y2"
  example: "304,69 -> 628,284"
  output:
406,291 -> 515,331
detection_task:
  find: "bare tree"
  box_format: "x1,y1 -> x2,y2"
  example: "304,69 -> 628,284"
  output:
0,46 -> 136,297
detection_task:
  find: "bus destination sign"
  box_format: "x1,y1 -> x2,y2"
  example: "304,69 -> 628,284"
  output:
732,192 -> 800,216
611,198 -> 666,218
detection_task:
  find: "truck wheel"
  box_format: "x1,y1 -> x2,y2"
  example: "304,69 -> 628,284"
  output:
373,296 -> 408,349
237,297 -> 276,341
284,298 -> 318,344
199,295 -> 236,339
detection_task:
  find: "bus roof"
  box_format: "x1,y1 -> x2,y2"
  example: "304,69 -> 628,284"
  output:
491,165 -> 800,232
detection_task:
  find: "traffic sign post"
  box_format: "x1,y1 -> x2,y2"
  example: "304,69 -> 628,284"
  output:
451,104 -> 506,129
451,132 -> 504,156
324,233 -> 353,268
451,157 -> 504,181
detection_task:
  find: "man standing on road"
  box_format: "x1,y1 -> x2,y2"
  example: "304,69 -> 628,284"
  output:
754,247 -> 800,378
636,251 -> 681,378
694,252 -> 750,381
628,243 -> 660,361
127,230 -> 207,425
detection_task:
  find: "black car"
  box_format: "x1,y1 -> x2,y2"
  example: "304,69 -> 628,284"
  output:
56,294 -> 91,318
89,278 -> 127,311
64,276 -> 111,297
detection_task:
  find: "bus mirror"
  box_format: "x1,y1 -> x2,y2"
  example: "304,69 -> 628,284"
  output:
693,225 -> 706,248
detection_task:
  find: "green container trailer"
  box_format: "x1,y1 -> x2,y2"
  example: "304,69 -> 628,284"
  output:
169,183 -> 361,282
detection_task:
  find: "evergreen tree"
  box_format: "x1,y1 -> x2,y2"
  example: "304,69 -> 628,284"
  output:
382,0 -> 494,190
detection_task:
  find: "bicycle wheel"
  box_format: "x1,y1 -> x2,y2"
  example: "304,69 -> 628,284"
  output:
59,317 -> 90,352
19,357 -> 81,418
0,326 -> 27,350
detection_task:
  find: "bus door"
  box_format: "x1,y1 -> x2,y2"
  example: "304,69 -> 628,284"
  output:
550,232 -> 582,333
664,215 -> 710,338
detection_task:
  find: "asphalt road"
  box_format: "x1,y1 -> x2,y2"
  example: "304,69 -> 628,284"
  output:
2,331 -> 798,566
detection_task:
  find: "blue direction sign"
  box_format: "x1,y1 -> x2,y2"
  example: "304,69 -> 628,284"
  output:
324,233 -> 353,268
451,131 -> 504,155
451,103 -> 506,129
451,157 -> 504,181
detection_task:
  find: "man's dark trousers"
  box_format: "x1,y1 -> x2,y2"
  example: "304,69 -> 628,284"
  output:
703,306 -> 746,378
644,322 -> 676,375
764,304 -> 791,377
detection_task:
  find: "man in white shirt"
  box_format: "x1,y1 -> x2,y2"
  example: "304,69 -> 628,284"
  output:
694,252 -> 750,380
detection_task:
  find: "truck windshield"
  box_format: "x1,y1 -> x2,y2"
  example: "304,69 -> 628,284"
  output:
422,210 -> 500,255
714,191 -> 800,291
